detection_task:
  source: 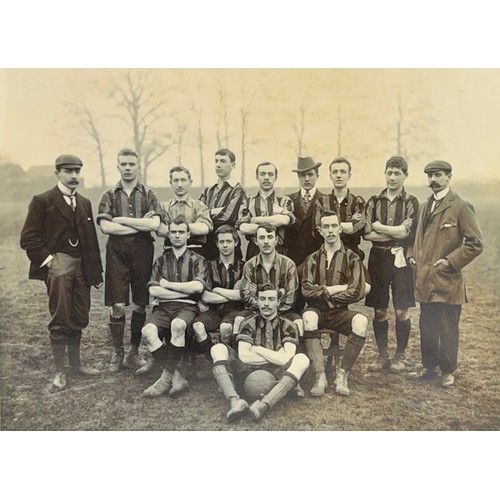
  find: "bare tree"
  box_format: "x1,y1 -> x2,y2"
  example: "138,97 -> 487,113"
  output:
216,80 -> 231,148
174,120 -> 187,165
190,82 -> 206,186
111,70 -> 172,185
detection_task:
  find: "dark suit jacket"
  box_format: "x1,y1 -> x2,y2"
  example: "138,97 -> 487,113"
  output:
284,189 -> 325,266
20,186 -> 103,285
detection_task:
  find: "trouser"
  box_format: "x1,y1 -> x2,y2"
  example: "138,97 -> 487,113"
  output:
45,253 -> 91,332
419,302 -> 462,374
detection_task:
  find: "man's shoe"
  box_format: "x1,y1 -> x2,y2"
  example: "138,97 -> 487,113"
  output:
441,373 -> 455,388
248,400 -> 269,421
169,369 -> 190,398
109,348 -> 124,374
389,354 -> 406,374
123,346 -> 146,370
294,383 -> 305,398
71,365 -> 101,376
368,356 -> 390,372
334,369 -> 350,396
52,371 -> 67,390
135,356 -> 156,376
310,372 -> 328,397
143,370 -> 173,397
417,368 -> 438,381
227,397 -> 249,422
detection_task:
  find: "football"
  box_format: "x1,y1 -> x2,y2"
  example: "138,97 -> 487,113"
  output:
243,370 -> 277,402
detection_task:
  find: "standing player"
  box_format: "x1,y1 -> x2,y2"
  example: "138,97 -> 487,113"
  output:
140,215 -> 210,397
20,154 -> 103,390
236,161 -> 295,260
409,160 -> 483,387
302,211 -> 369,397
363,156 -> 419,373
198,149 -> 246,260
210,283 -> 310,421
313,157 -> 366,259
284,156 -> 325,267
98,148 -> 161,373
192,225 -> 245,345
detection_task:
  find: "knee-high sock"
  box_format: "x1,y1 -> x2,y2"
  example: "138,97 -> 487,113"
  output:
304,337 -> 325,374
372,319 -> 389,358
395,319 -> 411,356
341,333 -> 366,371
262,372 -> 298,409
212,361 -> 239,400
109,315 -> 125,349
130,311 -> 146,347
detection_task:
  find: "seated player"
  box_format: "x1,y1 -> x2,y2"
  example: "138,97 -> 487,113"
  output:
210,283 -> 310,421
192,225 -> 245,346
140,215 -> 210,398
302,210 -> 369,397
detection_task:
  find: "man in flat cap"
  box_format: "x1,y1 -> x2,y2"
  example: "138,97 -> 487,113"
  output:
408,160 -> 483,387
284,156 -> 325,267
21,154 -> 103,390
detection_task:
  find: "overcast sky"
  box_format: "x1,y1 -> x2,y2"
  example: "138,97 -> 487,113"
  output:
1,68 -> 499,189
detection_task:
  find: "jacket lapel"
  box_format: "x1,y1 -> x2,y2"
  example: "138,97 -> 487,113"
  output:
431,190 -> 454,219
52,187 -> 75,226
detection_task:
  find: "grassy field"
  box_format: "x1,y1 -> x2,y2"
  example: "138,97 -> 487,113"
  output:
1,187 -> 499,431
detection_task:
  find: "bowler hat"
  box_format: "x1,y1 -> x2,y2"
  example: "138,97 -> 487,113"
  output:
424,160 -> 452,174
55,154 -> 83,168
292,156 -> 322,173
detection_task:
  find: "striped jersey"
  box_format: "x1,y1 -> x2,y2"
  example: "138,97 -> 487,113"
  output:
199,181 -> 246,228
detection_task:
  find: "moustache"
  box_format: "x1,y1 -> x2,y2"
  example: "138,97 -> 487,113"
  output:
428,182 -> 439,187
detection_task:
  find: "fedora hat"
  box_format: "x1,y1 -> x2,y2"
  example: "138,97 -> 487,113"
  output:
292,156 -> 322,173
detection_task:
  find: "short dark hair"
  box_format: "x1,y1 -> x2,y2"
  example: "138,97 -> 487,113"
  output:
215,148 -> 236,163
256,223 -> 277,235
169,165 -> 192,182
117,148 -> 139,162
257,283 -> 279,295
256,161 -> 278,177
215,224 -> 239,244
320,209 -> 340,223
169,214 -> 190,230
329,157 -> 351,174
385,156 -> 408,174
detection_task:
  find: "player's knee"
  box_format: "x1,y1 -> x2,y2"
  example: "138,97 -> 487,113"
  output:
211,343 -> 229,362
352,314 -> 368,336
233,316 -> 244,334
112,303 -> 126,318
294,352 -> 310,370
192,321 -> 207,342
171,319 -> 187,347
141,323 -> 159,344
302,311 -> 319,330
294,318 -> 304,336
374,309 -> 387,322
132,303 -> 146,314
219,323 -> 233,343
363,283 -> 371,297
395,309 -> 409,322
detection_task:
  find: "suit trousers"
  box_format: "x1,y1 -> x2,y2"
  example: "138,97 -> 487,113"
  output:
419,302 -> 462,374
45,252 -> 91,332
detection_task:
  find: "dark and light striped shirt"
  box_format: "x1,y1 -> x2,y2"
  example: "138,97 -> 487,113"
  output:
236,313 -> 299,350
199,181 -> 246,228
313,190 -> 366,253
159,196 -> 213,246
240,253 -> 298,312
364,188 -> 419,247
148,248 -> 208,304
235,190 -> 295,250
97,182 -> 160,240
206,258 -> 245,290
302,244 -> 367,309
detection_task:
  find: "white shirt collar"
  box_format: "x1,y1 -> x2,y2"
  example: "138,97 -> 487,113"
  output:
57,181 -> 76,196
434,187 -> 450,201
300,187 -> 317,198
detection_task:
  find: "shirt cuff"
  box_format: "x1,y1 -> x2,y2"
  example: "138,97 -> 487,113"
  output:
40,255 -> 54,268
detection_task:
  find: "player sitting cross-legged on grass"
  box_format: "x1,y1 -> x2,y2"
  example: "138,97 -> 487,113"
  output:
210,283 -> 310,422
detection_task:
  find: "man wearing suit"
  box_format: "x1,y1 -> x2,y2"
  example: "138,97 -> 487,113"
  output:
284,156 -> 324,267
20,154 -> 103,391
409,160 -> 483,387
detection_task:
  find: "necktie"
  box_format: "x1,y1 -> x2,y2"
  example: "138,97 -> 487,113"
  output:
304,190 -> 311,208
64,194 -> 76,211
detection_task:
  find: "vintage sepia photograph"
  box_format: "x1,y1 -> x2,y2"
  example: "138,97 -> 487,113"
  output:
1,68 -> 498,432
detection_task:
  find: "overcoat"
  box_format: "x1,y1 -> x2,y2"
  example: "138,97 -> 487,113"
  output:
20,186 -> 103,285
284,189 -> 324,266
410,189 -> 483,304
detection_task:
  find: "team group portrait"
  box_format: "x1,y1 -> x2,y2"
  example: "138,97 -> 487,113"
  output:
1,68 -> 499,431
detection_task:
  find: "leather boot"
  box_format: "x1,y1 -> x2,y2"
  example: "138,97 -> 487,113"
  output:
143,369 -> 173,397
305,337 -> 327,396
123,345 -> 146,370
169,369 -> 190,398
213,362 -> 248,421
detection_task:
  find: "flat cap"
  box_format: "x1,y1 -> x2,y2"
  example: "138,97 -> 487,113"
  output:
424,160 -> 452,174
55,154 -> 83,168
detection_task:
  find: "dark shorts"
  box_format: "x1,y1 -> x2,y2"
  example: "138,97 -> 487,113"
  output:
365,246 -> 415,310
303,307 -> 359,336
193,305 -> 244,331
146,301 -> 199,340
104,236 -> 154,306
